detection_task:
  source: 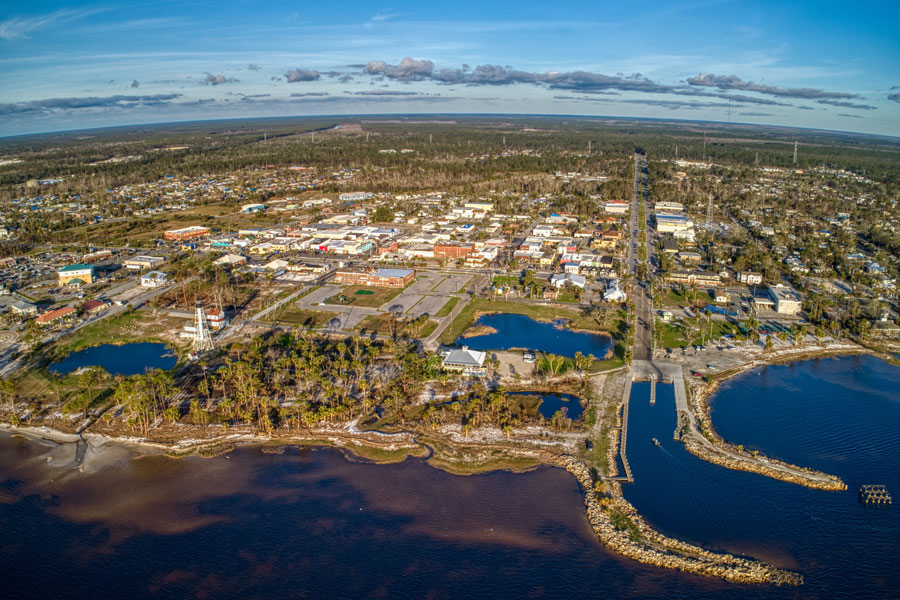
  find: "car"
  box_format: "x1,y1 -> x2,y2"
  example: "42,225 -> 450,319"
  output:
523,351 -> 535,363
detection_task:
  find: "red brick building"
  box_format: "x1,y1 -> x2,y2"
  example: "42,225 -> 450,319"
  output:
433,242 -> 474,260
335,268 -> 415,288
164,226 -> 210,241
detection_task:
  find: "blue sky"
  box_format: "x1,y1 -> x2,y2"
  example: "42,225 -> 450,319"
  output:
1,0 -> 899,137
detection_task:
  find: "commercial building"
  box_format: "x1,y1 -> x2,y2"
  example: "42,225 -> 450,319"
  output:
214,254 -> 248,268
164,226 -> 210,241
434,242 -> 474,260
604,200 -> 629,214
656,214 -> 694,233
58,263 -> 95,286
36,306 -> 76,326
335,268 -> 415,288
654,201 -> 685,214
666,270 -> 721,287
124,255 -> 165,270
768,284 -> 802,315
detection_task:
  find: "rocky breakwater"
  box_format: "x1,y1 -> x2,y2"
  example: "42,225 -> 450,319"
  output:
681,432 -> 846,491
687,381 -> 847,491
555,454 -> 803,586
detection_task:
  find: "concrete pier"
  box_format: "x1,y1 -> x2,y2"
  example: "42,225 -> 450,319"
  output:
619,376 -> 634,483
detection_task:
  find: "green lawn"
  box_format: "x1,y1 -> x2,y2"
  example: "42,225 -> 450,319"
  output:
264,308 -> 339,329
52,310 -> 171,356
357,314 -> 438,338
434,296 -> 459,317
325,284 -> 405,308
492,275 -> 520,287
657,319 -> 740,348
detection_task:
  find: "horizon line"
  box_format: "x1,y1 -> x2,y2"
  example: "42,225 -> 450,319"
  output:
2,112 -> 899,144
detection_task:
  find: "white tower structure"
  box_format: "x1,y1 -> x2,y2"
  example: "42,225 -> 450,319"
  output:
193,302 -> 214,352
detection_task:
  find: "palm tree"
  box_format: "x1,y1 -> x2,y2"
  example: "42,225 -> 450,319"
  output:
0,377 -> 16,419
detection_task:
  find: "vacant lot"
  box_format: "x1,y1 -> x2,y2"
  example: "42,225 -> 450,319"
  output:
263,307 -> 340,329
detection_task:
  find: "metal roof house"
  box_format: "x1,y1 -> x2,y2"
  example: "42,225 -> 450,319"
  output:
438,345 -> 487,376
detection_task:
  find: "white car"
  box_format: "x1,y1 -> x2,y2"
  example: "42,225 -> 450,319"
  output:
523,352 -> 535,363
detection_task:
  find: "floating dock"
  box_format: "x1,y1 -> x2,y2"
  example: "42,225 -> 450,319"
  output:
859,485 -> 892,505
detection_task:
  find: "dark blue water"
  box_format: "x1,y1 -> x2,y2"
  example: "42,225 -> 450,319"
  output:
1,355 -> 897,599
48,342 -> 177,376
623,355 -> 900,599
457,313 -> 612,359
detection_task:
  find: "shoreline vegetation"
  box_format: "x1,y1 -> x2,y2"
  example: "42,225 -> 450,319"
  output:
1,342 -> 893,586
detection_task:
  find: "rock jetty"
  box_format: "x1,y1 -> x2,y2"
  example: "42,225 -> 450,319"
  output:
688,380 -> 847,491
556,454 -> 803,586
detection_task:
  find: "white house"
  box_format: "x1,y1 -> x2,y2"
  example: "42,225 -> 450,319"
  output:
438,345 -> 487,376
603,280 -> 627,302
550,273 -> 586,289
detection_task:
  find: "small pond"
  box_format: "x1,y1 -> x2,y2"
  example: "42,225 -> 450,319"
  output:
457,313 -> 611,359
48,342 -> 177,376
509,391 -> 583,420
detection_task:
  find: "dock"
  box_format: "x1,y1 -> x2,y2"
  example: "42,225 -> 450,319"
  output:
649,375 -> 656,405
859,485 -> 892,505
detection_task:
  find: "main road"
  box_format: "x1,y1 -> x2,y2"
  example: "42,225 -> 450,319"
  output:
629,150 -> 654,361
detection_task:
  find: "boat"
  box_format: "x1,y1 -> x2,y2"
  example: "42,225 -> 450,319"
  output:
652,437 -> 660,447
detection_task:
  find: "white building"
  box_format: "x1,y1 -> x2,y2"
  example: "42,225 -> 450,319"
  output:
768,284 -> 802,315
140,270 -> 169,288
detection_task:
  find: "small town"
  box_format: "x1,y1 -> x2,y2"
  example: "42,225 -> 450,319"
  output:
0,3 -> 898,594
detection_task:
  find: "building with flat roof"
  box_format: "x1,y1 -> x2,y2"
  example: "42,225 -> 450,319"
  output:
768,285 -> 802,315
434,242 -> 474,260
335,268 -> 415,288
164,226 -> 210,241
604,200 -> 628,214
656,214 -> 694,233
124,255 -> 165,270
58,263 -> 94,286
666,270 -> 720,287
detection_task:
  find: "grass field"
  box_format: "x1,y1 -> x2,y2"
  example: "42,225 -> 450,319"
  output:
657,319 -> 738,348
264,307 -> 339,329
491,275 -> 520,287
325,285 -> 405,308
51,310 -> 183,357
357,314 -> 438,338
434,296 -> 459,317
